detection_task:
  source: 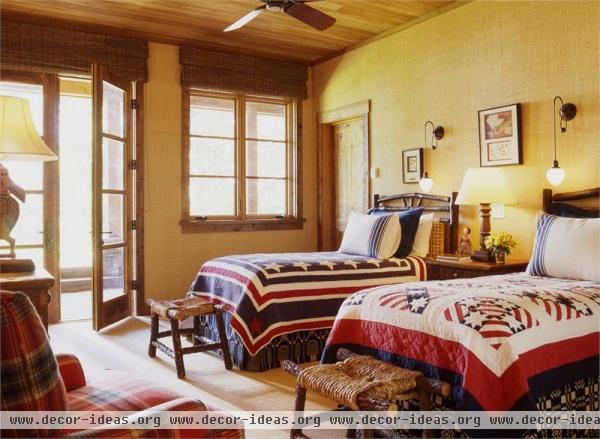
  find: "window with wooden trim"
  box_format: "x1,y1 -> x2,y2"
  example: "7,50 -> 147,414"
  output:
182,89 -> 301,232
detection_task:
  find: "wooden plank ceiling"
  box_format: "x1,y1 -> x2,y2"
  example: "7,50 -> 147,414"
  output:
1,0 -> 454,64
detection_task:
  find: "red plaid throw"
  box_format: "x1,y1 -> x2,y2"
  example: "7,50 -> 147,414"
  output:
1,291 -> 68,437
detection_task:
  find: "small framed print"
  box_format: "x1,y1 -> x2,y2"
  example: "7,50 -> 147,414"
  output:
478,103 -> 522,167
402,148 -> 423,183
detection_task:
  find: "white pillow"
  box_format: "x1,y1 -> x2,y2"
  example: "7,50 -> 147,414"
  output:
410,213 -> 434,258
526,212 -> 600,281
339,211 -> 400,259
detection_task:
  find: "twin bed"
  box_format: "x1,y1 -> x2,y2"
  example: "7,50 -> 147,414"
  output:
188,192 -> 458,371
188,187 -> 599,420
324,187 -> 599,416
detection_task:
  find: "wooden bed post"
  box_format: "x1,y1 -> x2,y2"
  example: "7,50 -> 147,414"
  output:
449,191 -> 459,253
542,188 -> 553,214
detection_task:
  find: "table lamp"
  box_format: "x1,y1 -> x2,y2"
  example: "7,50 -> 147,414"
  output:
0,96 -> 57,273
455,167 -> 516,262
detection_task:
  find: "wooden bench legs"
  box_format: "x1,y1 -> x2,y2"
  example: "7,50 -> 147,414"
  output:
148,307 -> 232,379
282,349 -> 451,439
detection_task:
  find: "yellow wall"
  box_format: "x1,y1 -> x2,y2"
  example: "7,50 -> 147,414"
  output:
144,43 -> 318,300
312,0 -> 600,260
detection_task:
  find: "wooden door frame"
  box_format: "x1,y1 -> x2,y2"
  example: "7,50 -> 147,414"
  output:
1,68 -> 147,322
134,81 -> 148,316
316,100 -> 370,251
0,70 -> 61,322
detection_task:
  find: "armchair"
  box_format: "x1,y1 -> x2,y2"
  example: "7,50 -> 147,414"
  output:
1,291 -> 244,438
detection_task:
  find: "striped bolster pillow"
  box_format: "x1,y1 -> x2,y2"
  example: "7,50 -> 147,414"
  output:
526,211 -> 600,281
339,211 -> 400,259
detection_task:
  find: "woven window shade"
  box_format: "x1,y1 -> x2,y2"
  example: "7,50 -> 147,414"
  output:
180,46 -> 308,99
1,20 -> 148,82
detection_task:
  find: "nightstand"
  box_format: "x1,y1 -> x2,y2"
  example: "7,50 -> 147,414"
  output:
0,268 -> 54,330
425,258 -> 529,281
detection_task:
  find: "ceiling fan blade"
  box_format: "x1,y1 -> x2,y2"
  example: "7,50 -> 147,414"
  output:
224,5 -> 266,32
284,2 -> 336,31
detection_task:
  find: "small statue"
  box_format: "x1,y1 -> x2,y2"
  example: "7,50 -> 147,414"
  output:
456,227 -> 473,256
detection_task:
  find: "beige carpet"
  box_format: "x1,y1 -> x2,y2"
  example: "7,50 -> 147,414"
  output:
49,317 -> 341,438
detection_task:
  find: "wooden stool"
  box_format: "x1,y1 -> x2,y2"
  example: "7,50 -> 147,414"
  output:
282,348 -> 451,439
147,297 -> 233,379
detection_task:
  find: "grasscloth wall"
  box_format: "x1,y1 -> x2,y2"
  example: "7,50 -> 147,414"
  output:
144,43 -> 317,300
312,0 -> 600,260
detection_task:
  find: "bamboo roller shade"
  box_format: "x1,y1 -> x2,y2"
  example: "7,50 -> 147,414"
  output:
1,20 -> 148,82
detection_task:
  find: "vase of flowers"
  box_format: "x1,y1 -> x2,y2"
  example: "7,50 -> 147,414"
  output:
485,232 -> 518,265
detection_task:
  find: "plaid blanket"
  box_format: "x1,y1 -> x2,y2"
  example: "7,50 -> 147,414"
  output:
189,252 -> 426,355
323,273 -> 600,411
1,291 -> 68,437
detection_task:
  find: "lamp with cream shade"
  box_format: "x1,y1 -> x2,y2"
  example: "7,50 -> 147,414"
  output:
455,167 -> 516,262
0,96 -> 57,272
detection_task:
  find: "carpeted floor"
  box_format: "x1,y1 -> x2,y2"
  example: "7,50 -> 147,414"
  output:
49,317 -> 341,439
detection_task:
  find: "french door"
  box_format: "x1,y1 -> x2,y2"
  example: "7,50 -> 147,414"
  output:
0,72 -> 60,320
92,64 -> 134,330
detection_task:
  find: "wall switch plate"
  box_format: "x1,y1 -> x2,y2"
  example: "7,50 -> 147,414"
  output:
370,168 -> 380,178
491,203 -> 505,219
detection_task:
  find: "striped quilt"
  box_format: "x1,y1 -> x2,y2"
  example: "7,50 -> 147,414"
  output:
188,252 -> 426,355
323,273 -> 600,411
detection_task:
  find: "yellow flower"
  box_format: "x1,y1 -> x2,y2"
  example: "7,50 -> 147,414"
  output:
485,232 -> 518,255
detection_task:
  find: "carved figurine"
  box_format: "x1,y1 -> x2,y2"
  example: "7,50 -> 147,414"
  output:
0,164 -> 26,258
456,227 -> 473,256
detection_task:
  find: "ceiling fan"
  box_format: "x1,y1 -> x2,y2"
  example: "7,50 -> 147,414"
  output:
224,0 -> 336,32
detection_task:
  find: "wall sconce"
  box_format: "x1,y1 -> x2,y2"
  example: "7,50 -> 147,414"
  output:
419,120 -> 444,193
547,96 -> 577,187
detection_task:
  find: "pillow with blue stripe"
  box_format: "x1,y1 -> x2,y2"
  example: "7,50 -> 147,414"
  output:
339,211 -> 400,259
368,207 -> 424,258
526,212 -> 600,281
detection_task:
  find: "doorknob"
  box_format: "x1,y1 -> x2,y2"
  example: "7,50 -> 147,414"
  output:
38,230 -> 53,248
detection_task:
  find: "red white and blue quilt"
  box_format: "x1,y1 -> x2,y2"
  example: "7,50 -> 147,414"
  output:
188,252 -> 426,355
322,273 -> 600,411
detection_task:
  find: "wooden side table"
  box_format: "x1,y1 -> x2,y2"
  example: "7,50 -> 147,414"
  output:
425,258 -> 529,281
0,268 -> 54,330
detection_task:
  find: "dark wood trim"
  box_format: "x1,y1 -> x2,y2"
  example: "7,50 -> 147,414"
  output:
542,188 -> 552,214
181,88 -> 302,231
317,101 -> 370,251
42,74 -> 60,324
425,258 -> 529,281
295,100 -> 303,223
551,187 -> 600,202
543,187 -> 600,215
181,217 -> 305,233
134,81 -> 148,316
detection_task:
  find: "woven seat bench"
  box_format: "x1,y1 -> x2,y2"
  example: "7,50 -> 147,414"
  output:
282,348 -> 451,439
147,297 -> 232,379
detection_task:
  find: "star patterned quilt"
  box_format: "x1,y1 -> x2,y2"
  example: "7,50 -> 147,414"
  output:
322,273 -> 600,411
188,252 -> 426,355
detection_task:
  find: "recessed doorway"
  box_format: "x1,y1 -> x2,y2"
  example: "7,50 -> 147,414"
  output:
59,77 -> 93,321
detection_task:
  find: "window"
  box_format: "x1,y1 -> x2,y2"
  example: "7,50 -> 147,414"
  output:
182,89 -> 302,232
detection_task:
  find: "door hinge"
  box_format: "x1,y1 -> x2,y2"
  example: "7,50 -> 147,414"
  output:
130,159 -> 137,170
131,220 -> 137,230
131,99 -> 138,110
131,280 -> 139,290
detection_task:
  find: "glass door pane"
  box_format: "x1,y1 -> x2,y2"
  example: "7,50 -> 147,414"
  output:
0,82 -> 45,264
92,64 -> 131,330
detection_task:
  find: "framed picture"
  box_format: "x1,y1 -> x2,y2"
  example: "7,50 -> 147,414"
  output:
478,103 -> 522,167
402,148 -> 423,183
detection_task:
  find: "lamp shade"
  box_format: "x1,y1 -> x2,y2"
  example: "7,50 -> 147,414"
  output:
455,167 -> 516,205
0,96 -> 57,161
